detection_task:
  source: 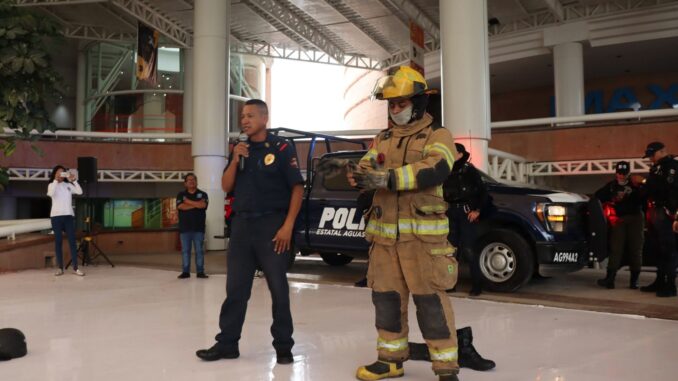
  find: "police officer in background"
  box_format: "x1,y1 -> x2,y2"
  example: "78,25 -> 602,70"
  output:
196,99 -> 304,364
443,143 -> 491,296
594,161 -> 644,289
640,142 -> 678,297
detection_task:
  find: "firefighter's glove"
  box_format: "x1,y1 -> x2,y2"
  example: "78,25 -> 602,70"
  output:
353,167 -> 392,190
316,158 -> 356,179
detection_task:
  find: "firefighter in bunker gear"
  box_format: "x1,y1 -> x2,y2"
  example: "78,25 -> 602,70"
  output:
349,66 -> 461,381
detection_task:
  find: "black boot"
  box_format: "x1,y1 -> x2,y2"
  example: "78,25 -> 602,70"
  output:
596,269 -> 616,289
457,326 -> 496,371
657,275 -> 677,297
641,272 -> 662,293
629,270 -> 640,290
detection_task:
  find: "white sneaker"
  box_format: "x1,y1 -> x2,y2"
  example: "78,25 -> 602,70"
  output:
74,269 -> 85,276
54,269 -> 64,276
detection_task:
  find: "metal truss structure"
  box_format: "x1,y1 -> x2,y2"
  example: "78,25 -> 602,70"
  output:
489,0 -> 677,37
378,0 -> 439,41
8,168 -> 190,183
62,24 -> 136,43
15,0 -> 192,47
5,157 -> 656,186
14,0 -> 678,70
241,0 -> 349,65
108,0 -> 191,47
323,0 -> 400,55
528,158 -> 653,177
231,40 -> 384,70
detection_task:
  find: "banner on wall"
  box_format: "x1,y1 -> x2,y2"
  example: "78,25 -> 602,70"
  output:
136,22 -> 159,84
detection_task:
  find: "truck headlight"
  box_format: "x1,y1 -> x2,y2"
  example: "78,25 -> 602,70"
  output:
536,203 -> 568,232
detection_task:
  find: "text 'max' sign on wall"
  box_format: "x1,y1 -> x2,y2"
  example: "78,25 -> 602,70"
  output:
550,83 -> 678,116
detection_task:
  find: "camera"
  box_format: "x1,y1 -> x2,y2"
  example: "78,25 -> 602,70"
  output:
60,171 -> 70,178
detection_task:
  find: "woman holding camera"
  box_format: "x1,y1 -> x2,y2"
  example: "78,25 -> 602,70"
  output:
47,165 -> 84,276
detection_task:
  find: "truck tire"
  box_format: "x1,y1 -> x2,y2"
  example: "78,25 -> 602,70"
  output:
475,229 -> 534,292
320,252 -> 354,266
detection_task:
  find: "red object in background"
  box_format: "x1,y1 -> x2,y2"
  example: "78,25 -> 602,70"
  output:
602,202 -> 620,226
225,195 -> 234,221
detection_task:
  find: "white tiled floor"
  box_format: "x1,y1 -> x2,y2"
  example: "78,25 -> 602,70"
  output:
1,267 -> 677,381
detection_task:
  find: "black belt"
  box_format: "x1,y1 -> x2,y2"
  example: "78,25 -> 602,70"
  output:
235,210 -> 287,219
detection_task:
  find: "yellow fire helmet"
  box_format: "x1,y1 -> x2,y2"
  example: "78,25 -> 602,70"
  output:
371,66 -> 428,101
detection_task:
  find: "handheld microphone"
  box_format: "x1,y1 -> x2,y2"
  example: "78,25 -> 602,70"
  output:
238,134 -> 248,171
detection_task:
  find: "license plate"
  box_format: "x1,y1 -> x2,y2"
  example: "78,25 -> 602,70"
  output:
553,252 -> 579,263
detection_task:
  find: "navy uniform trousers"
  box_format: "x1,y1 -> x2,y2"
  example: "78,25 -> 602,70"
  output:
215,212 -> 294,352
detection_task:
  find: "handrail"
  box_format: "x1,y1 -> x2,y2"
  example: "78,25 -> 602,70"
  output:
1,128 -> 191,141
487,147 -> 527,163
0,219 -> 52,240
491,108 -> 678,129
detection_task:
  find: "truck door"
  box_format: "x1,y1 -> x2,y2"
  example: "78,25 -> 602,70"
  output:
306,156 -> 370,253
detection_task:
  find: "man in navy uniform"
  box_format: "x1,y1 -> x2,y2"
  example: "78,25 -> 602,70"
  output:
640,142 -> 678,297
196,99 -> 304,364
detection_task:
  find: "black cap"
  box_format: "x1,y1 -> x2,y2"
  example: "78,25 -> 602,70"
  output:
643,141 -> 665,158
615,161 -> 630,175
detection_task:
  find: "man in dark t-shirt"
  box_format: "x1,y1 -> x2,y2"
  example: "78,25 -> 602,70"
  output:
176,173 -> 209,279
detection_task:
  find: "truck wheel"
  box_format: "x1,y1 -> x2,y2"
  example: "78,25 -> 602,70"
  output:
320,252 -> 354,266
475,229 -> 534,292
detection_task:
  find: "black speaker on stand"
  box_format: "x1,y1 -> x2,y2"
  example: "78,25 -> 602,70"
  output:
66,157 -> 114,269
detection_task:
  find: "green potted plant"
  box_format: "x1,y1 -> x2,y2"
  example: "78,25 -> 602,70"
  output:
0,0 -> 62,191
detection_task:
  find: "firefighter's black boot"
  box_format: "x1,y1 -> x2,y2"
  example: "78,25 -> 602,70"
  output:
641,271 -> 661,292
596,269 -> 616,289
457,327 -> 496,371
629,270 -> 640,290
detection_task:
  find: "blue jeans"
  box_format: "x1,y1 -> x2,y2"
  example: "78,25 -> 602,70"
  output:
51,215 -> 78,270
180,232 -> 205,273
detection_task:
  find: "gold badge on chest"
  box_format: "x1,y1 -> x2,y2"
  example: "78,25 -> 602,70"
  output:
264,153 -> 276,166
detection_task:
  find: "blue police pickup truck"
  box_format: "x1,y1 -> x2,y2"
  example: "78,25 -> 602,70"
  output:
261,129 -> 606,293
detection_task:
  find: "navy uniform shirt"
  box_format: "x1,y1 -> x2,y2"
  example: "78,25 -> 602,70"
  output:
176,189 -> 209,232
231,133 -> 304,214
645,155 -> 678,213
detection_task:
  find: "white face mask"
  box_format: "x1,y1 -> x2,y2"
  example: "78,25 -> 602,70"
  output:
389,104 -> 413,126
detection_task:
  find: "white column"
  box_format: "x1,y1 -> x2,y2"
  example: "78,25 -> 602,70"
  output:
75,46 -> 86,131
193,0 -> 228,251
0,197 -> 17,220
440,0 -> 491,172
553,42 -> 584,117
182,48 -> 193,134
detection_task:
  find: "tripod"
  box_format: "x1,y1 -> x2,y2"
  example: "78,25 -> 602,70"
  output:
66,182 -> 115,269
79,217 -> 114,268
